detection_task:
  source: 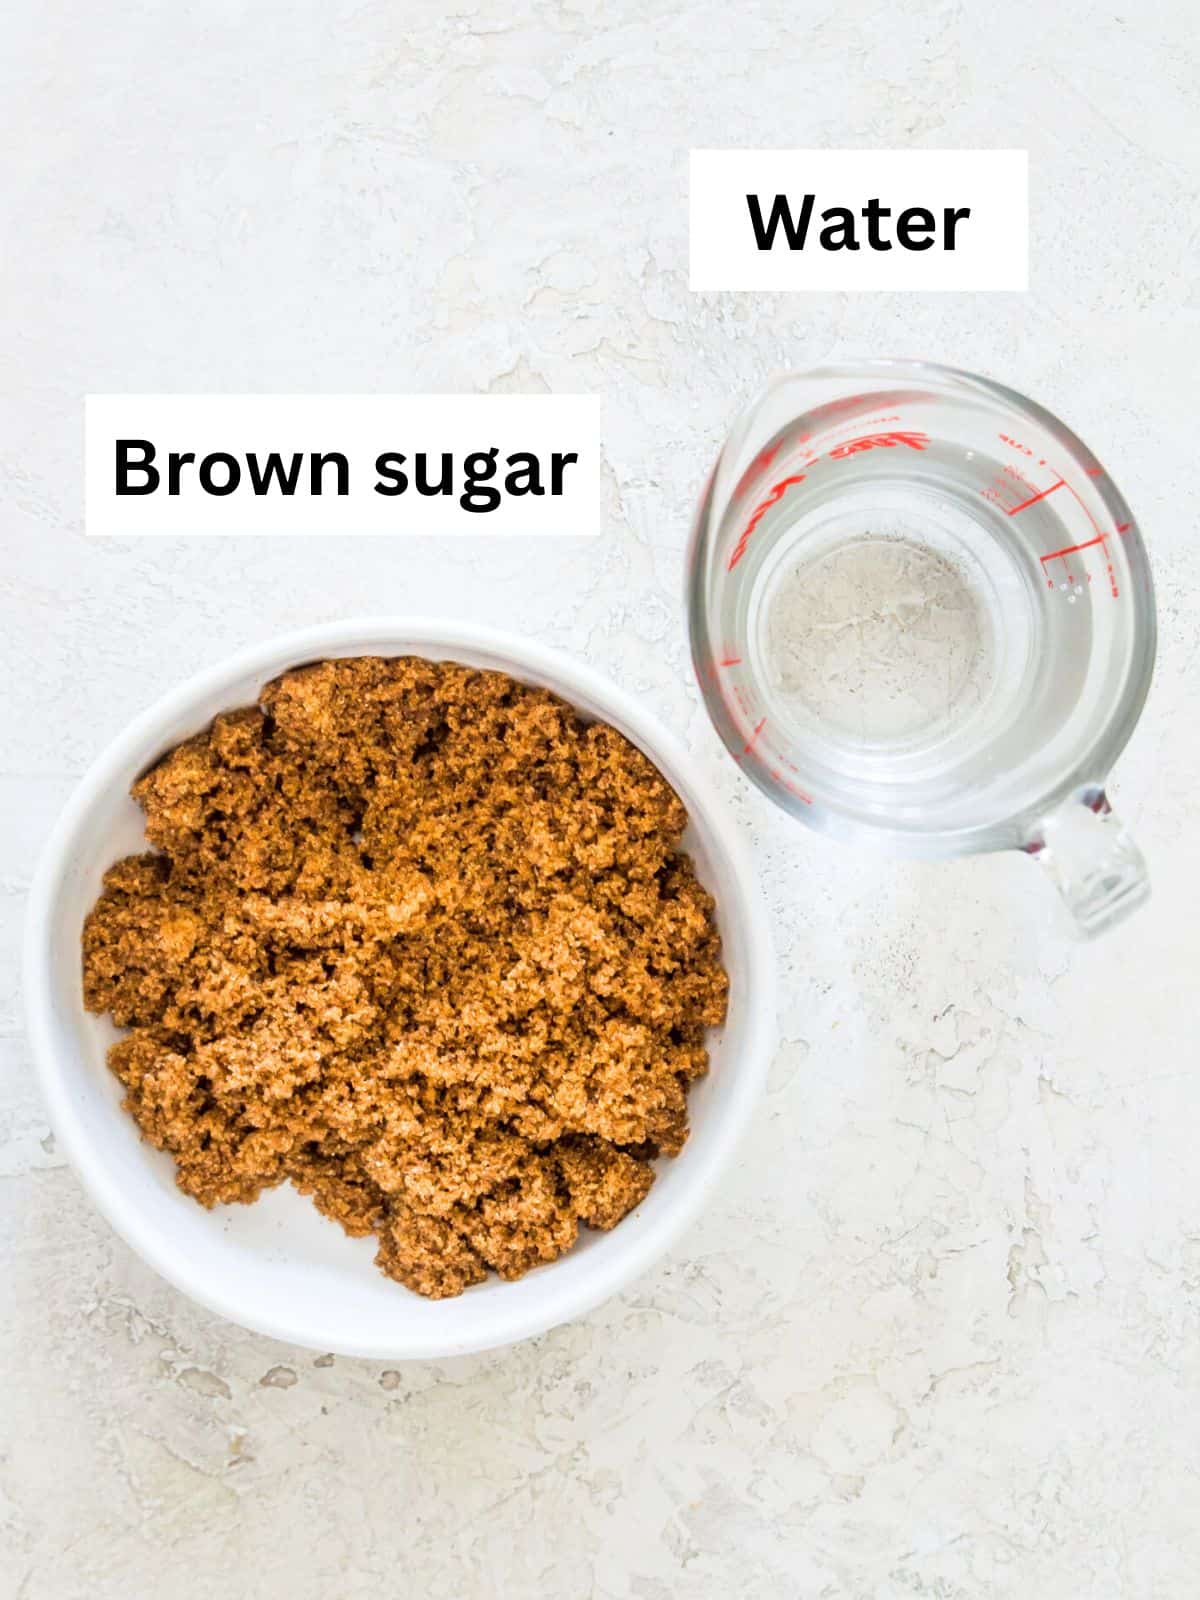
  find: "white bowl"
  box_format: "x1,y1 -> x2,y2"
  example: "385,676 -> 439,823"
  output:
24,620 -> 774,1359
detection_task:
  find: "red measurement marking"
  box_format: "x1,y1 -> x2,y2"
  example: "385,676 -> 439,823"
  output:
1064,481 -> 1100,535
999,433 -> 1034,457
776,756 -> 814,805
828,430 -> 929,459
1061,482 -> 1121,593
742,716 -> 767,755
1007,479 -> 1065,515
1086,466 -> 1104,477
717,655 -> 742,667
727,475 -> 806,571
1039,518 -> 1122,598
1039,532 -> 1107,565
732,442 -> 782,500
767,767 -> 815,804
1116,521 -> 1131,533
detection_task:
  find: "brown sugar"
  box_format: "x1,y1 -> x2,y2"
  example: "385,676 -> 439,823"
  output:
81,657 -> 728,1297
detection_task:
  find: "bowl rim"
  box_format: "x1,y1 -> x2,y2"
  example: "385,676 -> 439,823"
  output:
23,617 -> 776,1357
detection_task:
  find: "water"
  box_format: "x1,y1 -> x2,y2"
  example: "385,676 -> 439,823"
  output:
720,437 -> 1109,829
762,524 -> 998,745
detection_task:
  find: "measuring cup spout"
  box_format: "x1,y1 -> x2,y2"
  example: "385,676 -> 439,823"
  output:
1025,789 -> 1150,939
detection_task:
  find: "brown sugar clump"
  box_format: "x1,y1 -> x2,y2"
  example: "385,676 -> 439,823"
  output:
82,657 -> 728,1298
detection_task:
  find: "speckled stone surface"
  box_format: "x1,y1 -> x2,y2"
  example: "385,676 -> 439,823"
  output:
4,3 -> 1200,1596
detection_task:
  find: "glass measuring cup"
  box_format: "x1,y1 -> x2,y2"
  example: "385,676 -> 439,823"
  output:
687,360 -> 1156,937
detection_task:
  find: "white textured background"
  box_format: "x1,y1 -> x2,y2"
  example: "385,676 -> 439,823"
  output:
3,2 -> 1200,1596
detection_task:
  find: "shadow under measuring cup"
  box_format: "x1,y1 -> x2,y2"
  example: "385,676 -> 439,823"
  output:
687,360 -> 1156,938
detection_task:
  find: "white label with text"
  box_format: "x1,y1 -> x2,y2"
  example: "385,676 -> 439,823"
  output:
84,394 -> 601,537
690,149 -> 1027,292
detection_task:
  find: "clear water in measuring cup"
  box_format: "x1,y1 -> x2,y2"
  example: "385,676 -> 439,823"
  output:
718,419 -> 1139,838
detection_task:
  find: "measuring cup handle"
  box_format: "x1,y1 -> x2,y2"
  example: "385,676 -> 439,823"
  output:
1024,788 -> 1150,939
